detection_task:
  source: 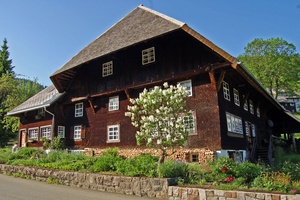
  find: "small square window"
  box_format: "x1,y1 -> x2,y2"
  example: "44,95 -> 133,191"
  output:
223,82 -> 230,101
28,128 -> 38,140
142,47 -> 155,65
75,103 -> 83,117
58,126 -> 65,138
191,154 -> 199,162
233,89 -> 240,106
37,108 -> 45,117
74,125 -> 82,140
109,96 -> 119,111
102,61 -> 113,77
41,126 -> 51,139
178,80 -> 192,97
107,125 -> 120,142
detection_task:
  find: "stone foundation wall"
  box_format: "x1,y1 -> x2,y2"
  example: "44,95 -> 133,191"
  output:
0,164 -> 298,199
0,164 -> 173,199
85,147 -> 214,164
168,186 -> 298,200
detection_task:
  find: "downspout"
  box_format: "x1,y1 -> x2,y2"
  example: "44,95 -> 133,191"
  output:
44,107 -> 55,140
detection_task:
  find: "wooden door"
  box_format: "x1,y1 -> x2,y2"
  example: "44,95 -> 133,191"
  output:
21,130 -> 27,147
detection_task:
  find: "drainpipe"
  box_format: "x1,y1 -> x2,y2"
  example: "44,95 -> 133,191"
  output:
44,107 -> 55,140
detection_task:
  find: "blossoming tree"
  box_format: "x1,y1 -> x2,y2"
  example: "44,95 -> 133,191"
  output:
125,82 -> 192,165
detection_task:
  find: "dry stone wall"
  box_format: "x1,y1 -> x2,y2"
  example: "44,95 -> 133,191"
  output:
0,164 -> 298,200
0,164 -> 173,199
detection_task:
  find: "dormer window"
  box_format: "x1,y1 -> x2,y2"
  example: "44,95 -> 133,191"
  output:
102,61 -> 113,77
37,108 -> 45,117
142,47 -> 155,65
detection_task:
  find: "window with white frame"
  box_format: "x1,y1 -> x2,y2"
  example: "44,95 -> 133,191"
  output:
74,125 -> 82,140
109,96 -> 119,111
107,125 -> 120,142
245,122 -> 256,137
142,47 -> 155,65
41,126 -> 51,139
226,112 -> 243,135
75,102 -> 83,117
183,113 -> 196,135
178,80 -> 192,97
249,100 -> 254,114
57,126 -> 65,138
233,89 -> 240,106
28,128 -> 38,140
256,106 -> 260,117
243,95 -> 248,111
102,61 -> 113,77
223,81 -> 230,101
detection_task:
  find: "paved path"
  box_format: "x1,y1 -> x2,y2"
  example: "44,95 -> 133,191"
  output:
0,174 -> 155,200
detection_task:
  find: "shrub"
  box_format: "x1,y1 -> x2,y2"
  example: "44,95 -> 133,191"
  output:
89,148 -> 123,172
209,157 -> 237,182
233,161 -> 265,184
8,148 -> 44,161
157,160 -> 188,178
259,171 -> 292,193
185,163 -> 209,185
115,154 -> 158,177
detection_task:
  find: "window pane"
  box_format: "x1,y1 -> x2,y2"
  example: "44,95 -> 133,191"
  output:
109,96 -> 119,111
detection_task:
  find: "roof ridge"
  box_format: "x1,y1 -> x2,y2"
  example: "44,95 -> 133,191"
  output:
138,5 -> 185,27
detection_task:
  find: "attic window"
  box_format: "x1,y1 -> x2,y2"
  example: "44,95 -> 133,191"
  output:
142,47 -> 155,65
102,61 -> 113,77
223,82 -> 230,101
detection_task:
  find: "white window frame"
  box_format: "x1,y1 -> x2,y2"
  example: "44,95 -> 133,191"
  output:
28,128 -> 38,140
256,106 -> 260,117
40,126 -> 51,139
183,112 -> 197,135
178,79 -> 192,97
109,96 -> 119,111
75,102 -> 83,117
142,47 -> 155,65
226,112 -> 243,135
243,95 -> 248,111
233,88 -> 240,106
107,124 -> 120,143
223,81 -> 230,101
245,122 -> 256,137
102,61 -> 113,77
74,125 -> 82,140
249,100 -> 254,114
57,126 -> 65,138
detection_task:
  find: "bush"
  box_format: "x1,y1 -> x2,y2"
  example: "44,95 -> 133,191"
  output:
8,148 -> 44,161
89,148 -> 123,172
115,154 -> 158,177
186,163 -> 209,185
157,160 -> 188,178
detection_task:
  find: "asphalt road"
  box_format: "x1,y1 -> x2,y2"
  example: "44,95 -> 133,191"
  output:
0,174 -> 155,200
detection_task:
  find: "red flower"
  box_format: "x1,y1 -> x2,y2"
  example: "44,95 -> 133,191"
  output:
226,176 -> 234,182
221,167 -> 227,172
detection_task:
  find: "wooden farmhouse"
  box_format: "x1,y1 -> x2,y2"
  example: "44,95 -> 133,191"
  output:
7,5 -> 300,163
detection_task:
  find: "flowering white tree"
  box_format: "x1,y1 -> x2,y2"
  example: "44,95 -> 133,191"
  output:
125,82 -> 192,165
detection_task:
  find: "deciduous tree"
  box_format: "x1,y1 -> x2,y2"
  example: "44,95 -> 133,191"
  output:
238,37 -> 300,99
125,82 -> 192,166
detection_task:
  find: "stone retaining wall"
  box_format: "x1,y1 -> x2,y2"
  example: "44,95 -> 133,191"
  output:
0,164 -> 298,200
0,164 -> 173,199
168,186 -> 299,200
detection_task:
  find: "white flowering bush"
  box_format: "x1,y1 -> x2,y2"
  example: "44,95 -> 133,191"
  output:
125,82 -> 192,164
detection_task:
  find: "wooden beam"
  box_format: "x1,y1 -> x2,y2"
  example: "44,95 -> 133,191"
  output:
208,70 -> 217,91
216,71 -> 226,91
71,96 -> 88,102
124,88 -> 131,101
88,99 -> 96,114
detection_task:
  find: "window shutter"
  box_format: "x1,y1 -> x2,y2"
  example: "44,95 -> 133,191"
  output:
81,125 -> 85,139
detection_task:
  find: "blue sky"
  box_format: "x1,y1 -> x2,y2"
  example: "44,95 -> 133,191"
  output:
0,0 -> 299,86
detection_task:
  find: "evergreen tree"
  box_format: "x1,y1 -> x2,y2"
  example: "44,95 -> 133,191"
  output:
0,38 -> 14,77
